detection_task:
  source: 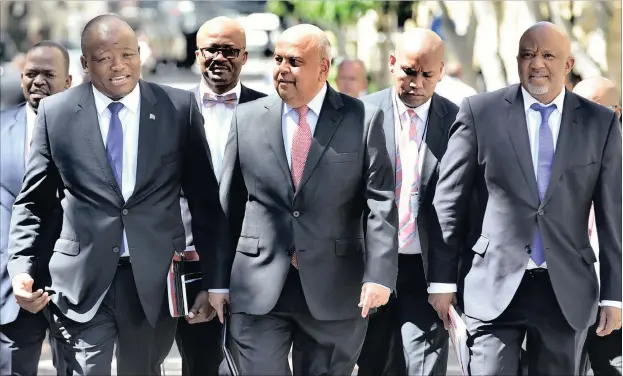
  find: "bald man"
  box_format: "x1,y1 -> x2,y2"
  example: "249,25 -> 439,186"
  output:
357,28 -> 476,376
175,17 -> 266,376
212,23 -> 397,375
573,77 -> 622,376
336,59 -> 368,98
7,15 -> 225,374
430,21 -> 621,374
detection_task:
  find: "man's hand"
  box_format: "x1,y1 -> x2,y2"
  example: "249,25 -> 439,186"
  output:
11,273 -> 50,313
208,291 -> 230,323
597,306 -> 622,337
358,283 -> 391,318
186,291 -> 216,324
428,292 -> 456,330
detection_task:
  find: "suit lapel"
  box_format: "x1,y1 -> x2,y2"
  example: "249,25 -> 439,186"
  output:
541,92 -> 579,207
505,86 -> 540,204
262,95 -> 293,187
128,80 -> 159,205
192,85 -> 202,109
382,88 -> 396,172
296,86 -> 344,194
77,84 -> 124,202
4,105 -> 27,197
239,85 -> 252,104
418,94 -> 447,201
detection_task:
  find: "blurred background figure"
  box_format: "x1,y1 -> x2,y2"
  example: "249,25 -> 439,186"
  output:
335,58 -> 368,98
573,76 -> 621,120
434,60 -> 477,105
565,70 -> 583,91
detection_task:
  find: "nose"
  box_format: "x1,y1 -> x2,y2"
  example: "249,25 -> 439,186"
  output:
410,75 -> 424,89
111,56 -> 125,72
33,73 -> 46,86
213,51 -> 228,61
529,55 -> 545,69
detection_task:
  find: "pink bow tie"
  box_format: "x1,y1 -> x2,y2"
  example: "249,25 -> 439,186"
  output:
203,93 -> 238,108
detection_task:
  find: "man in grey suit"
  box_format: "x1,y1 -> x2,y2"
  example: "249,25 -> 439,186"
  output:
209,24 -> 398,375
1,40 -> 71,376
429,22 -> 622,374
7,15 -> 224,375
175,16 -> 266,376
357,29 -> 461,376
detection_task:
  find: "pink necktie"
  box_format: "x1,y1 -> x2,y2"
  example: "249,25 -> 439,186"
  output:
397,109 -> 420,249
290,106 -> 312,268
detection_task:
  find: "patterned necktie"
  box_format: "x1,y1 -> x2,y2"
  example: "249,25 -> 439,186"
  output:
530,103 -> 557,266
289,106 -> 312,268
107,102 -> 125,255
203,93 -> 238,109
397,109 -> 420,249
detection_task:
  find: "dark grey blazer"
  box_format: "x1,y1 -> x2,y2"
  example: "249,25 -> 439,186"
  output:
7,81 -> 226,326
432,84 -> 622,330
217,85 -> 398,321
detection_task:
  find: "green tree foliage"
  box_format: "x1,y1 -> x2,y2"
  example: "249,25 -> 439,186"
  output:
268,0 -> 382,27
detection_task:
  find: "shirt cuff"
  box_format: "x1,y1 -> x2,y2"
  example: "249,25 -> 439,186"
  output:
208,289 -> 230,293
427,283 -> 457,294
600,300 -> 622,309
363,282 -> 391,292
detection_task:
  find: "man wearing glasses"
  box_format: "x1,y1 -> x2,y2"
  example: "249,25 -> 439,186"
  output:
176,16 -> 266,376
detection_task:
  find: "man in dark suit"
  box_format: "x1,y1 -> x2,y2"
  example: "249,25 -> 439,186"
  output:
175,16 -> 266,376
7,15 -> 225,375
209,24 -> 398,375
429,22 -> 622,375
1,40 -> 72,376
573,76 -> 621,376
357,29 -> 464,376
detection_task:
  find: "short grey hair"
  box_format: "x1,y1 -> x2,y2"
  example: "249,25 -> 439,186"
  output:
316,33 -> 332,62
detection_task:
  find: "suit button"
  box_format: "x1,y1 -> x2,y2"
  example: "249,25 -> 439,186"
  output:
112,246 -> 120,253
293,211 -> 300,218
525,245 -> 532,254
122,209 -> 129,216
537,209 -> 544,216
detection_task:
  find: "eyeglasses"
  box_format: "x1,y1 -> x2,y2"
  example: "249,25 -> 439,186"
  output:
198,47 -> 244,59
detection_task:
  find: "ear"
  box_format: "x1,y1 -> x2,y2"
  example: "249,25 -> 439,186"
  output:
65,74 -> 73,89
389,54 -> 396,74
80,55 -> 88,72
564,56 -> 575,75
241,50 -> 248,65
319,58 -> 330,81
439,61 -> 445,81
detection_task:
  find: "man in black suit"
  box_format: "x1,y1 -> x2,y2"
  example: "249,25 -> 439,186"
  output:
1,40 -> 72,376
175,16 -> 266,376
357,29 -> 468,376
210,24 -> 398,375
429,22 -> 622,374
7,15 -> 225,375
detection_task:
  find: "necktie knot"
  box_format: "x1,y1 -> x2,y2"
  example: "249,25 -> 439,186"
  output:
406,109 -> 417,120
203,93 -> 238,108
295,106 -> 309,120
108,102 -> 124,115
530,103 -> 557,123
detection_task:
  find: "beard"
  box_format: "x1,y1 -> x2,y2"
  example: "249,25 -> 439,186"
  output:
527,82 -> 549,95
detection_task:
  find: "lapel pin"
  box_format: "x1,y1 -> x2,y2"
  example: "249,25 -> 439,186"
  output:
149,113 -> 156,120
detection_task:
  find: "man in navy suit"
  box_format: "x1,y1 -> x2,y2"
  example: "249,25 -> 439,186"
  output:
0,40 -> 72,376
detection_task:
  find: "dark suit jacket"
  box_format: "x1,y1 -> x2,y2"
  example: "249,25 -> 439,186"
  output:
180,84 -> 267,247
217,85 -> 398,321
432,84 -> 622,330
7,81 -> 225,326
360,89 -> 481,283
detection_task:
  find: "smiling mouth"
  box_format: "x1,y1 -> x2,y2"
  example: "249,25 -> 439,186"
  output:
529,74 -> 548,79
110,76 -> 130,85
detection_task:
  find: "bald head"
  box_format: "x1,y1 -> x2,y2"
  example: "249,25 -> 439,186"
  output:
81,14 -> 136,56
278,24 -> 332,61
390,28 -> 445,108
574,77 -> 621,120
195,16 -> 248,94
517,21 -> 575,104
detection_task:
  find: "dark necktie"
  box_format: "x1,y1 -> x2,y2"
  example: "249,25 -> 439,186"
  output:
530,103 -> 557,266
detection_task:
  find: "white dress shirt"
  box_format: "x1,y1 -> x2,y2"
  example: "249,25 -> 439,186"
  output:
25,104 -> 37,165
200,80 -> 241,183
92,84 -> 141,257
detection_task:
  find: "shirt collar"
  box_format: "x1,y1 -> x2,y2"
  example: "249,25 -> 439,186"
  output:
92,82 -> 141,116
394,88 -> 432,124
200,79 -> 242,103
283,83 -> 328,117
25,104 -> 37,126
521,85 -> 566,113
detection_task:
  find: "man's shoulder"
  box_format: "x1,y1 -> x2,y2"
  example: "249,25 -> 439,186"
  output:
433,92 -> 460,115
0,103 -> 25,126
143,81 -> 192,102
360,88 -> 391,107
241,84 -> 268,102
571,91 -> 619,126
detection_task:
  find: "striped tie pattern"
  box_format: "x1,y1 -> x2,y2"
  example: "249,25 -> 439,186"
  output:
397,109 -> 420,249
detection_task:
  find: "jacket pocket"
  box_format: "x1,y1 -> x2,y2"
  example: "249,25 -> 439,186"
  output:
236,236 -> 259,256
578,246 -> 597,265
53,238 -> 80,256
472,235 -> 489,255
335,238 -> 364,257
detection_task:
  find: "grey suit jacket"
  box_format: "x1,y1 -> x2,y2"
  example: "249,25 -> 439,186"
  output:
361,89 -> 479,282
180,84 -> 267,248
433,84 -> 622,330
217,85 -> 398,321
7,81 -> 226,326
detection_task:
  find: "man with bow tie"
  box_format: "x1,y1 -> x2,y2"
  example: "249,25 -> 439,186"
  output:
177,16 -> 266,376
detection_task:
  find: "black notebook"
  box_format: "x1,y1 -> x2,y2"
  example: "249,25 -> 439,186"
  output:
167,247 -> 202,317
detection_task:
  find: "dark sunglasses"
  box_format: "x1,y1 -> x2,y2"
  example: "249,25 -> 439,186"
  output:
198,47 -> 243,59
